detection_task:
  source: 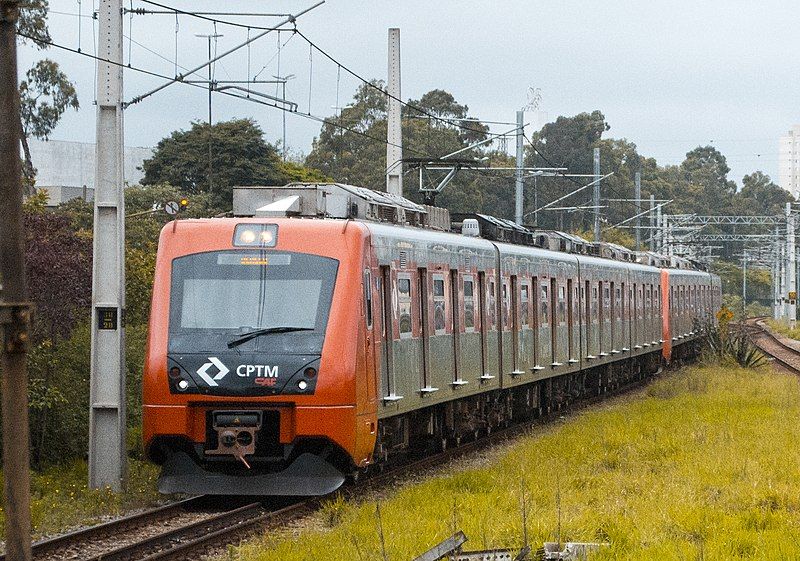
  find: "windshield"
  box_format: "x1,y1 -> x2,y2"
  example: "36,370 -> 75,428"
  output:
169,250 -> 338,353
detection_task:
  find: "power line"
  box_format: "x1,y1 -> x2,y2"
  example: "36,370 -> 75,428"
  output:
15,30 -> 430,158
122,0 -> 505,137
293,29 -> 493,138
524,132 -> 643,216
132,0 -> 292,31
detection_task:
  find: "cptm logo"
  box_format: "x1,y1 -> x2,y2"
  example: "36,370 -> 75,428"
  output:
196,357 -> 230,387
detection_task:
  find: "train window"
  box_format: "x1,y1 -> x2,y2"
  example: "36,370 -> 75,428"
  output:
488,279 -> 496,328
592,286 -> 598,323
433,276 -> 446,333
397,276 -> 413,337
541,282 -> 549,326
616,286 -> 622,320
464,277 -> 475,330
604,286 -> 610,311
502,281 -> 510,329
558,285 -> 566,324
521,282 -> 529,327
364,270 -> 373,328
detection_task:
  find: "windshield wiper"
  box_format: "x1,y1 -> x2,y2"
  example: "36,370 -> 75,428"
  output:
227,327 -> 313,349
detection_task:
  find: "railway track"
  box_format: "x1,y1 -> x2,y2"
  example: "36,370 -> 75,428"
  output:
741,317 -> 800,374
7,369 -> 659,561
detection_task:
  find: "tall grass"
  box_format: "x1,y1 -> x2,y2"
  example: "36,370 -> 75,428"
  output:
0,459 -> 162,540
767,318 -> 800,342
231,365 -> 800,560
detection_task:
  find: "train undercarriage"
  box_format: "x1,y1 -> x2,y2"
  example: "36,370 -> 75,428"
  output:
373,348 -> 678,468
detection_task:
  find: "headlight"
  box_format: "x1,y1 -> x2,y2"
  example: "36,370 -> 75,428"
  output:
233,224 -> 278,247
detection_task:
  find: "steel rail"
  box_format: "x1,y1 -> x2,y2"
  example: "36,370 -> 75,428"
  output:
741,317 -> 800,374
0,496 -> 213,560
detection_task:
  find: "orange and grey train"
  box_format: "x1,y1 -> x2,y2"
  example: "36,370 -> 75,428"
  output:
142,183 -> 721,495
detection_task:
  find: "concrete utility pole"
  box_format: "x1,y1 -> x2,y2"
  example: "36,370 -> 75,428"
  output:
385,28 -> 402,196
634,171 -> 642,251
649,194 -> 655,250
0,1 -> 34,557
742,252 -> 747,315
593,147 -> 600,241
656,202 -> 663,253
774,226 -> 781,320
787,205 -> 794,318
515,110 -> 524,225
89,0 -> 127,491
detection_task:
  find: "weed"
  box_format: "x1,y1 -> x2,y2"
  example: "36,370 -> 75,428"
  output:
0,458 -> 163,539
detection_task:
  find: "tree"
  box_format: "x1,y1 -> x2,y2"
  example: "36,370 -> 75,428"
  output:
24,206 -> 92,343
17,0 -> 80,195
141,119 -> 299,211
678,146 -> 737,214
736,171 -> 794,215
306,82 -> 494,213
19,60 -> 79,193
522,111 -> 611,231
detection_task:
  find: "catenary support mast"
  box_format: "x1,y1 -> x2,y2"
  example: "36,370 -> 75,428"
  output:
515,110 -> 524,225
634,170 -> 641,251
386,28 -> 402,196
89,0 -> 127,491
593,147 -> 600,241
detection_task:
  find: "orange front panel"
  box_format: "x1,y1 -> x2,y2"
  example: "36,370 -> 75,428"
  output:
661,270 -> 672,362
142,218 -> 378,466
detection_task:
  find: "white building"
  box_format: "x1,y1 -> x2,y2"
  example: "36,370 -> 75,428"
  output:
779,125 -> 800,198
29,139 -> 153,206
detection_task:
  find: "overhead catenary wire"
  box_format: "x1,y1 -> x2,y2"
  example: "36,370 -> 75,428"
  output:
123,0 -> 508,139
292,29 -> 492,137
15,30 -> 431,159
133,0 -> 292,31
125,3 -> 323,107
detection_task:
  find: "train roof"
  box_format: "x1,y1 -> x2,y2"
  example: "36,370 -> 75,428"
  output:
231,183 -> 710,273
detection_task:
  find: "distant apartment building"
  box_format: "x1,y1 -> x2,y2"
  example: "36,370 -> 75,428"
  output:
29,139 -> 153,206
779,125 -> 800,198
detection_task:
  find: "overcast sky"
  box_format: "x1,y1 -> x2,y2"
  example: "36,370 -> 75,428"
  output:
20,0 -> 800,188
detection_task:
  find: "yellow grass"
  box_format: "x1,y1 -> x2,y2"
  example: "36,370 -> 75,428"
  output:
767,318 -> 800,342
0,459 -> 162,541
230,365 -> 800,560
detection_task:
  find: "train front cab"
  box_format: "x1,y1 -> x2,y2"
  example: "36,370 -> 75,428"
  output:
142,218 -> 378,495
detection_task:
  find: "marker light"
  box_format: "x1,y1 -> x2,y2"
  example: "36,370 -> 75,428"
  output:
304,367 -> 317,378
233,224 -> 278,247
177,379 -> 190,391
297,380 -> 308,391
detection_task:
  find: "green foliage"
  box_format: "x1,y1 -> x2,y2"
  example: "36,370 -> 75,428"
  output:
22,189 -> 49,213
232,365 -> 800,560
700,320 -> 768,368
767,319 -> 800,341
19,59 -> 79,140
307,82 -> 509,216
0,459 -> 162,539
572,226 -> 635,249
16,0 -> 51,47
141,119 -> 285,210
277,160 -> 330,183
